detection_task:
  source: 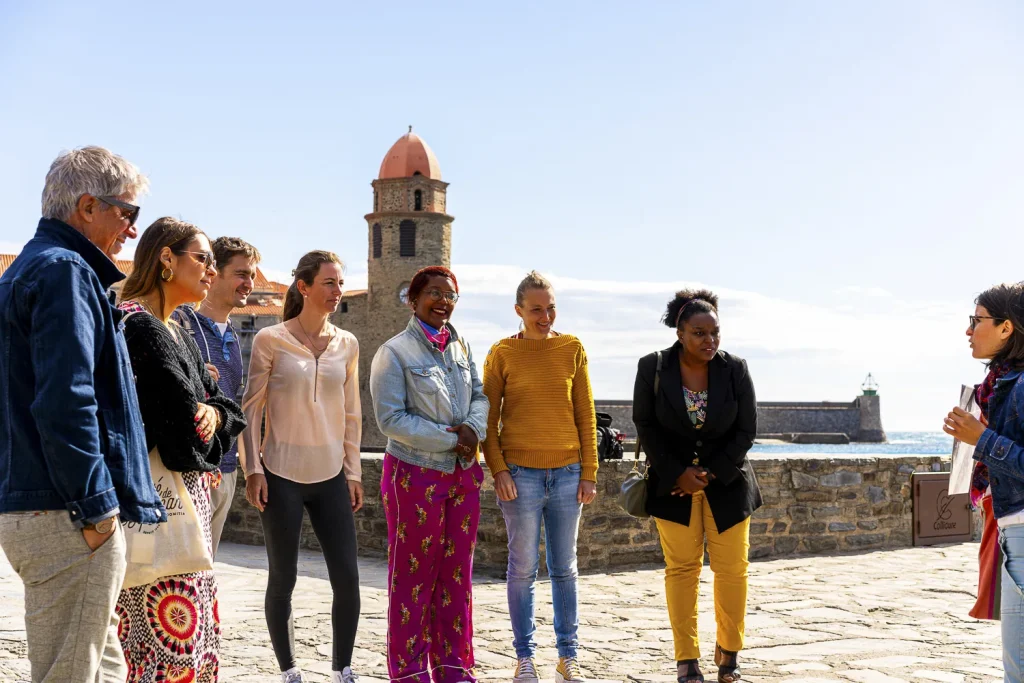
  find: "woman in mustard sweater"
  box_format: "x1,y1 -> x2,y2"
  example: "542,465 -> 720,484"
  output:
482,271 -> 598,683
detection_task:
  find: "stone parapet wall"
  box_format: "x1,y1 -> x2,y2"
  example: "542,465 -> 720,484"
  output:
221,453 -> 971,573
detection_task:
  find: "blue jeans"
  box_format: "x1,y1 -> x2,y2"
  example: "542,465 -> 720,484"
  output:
497,463 -> 583,659
1001,525 -> 1024,682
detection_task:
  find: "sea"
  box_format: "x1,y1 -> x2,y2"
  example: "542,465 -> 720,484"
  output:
750,431 -> 953,456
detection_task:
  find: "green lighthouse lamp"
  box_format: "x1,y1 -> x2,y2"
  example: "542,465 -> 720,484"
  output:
861,373 -> 879,396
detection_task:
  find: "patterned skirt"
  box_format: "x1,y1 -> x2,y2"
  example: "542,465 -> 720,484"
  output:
117,471 -> 221,683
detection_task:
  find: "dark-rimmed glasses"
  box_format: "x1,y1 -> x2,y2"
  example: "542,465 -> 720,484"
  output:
181,251 -> 216,269
96,196 -> 140,226
969,315 -> 1003,331
426,288 -> 459,304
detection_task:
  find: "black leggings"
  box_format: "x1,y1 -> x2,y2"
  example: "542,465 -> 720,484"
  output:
260,469 -> 360,671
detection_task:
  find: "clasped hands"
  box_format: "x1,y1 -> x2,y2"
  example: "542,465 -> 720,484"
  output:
672,466 -> 713,496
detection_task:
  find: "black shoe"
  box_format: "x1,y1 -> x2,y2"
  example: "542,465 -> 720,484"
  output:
714,644 -> 741,683
676,659 -> 704,683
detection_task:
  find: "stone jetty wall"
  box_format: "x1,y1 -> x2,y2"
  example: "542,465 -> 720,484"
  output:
221,452 -> 969,573
594,395 -> 886,443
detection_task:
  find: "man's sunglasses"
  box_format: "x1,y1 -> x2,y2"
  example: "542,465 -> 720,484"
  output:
96,196 -> 140,226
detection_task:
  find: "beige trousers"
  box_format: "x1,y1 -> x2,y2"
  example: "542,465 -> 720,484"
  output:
209,469 -> 238,559
0,511 -> 127,682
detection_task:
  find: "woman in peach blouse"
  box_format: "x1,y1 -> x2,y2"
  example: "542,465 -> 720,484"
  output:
241,250 -> 362,683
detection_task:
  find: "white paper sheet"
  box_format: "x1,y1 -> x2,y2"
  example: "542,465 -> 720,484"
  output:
949,384 -> 981,496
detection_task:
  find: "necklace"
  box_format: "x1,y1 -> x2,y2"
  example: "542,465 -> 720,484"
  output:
297,318 -> 333,358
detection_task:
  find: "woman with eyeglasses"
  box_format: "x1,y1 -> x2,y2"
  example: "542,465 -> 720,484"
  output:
633,289 -> 760,683
944,282 -> 1024,680
116,218 -> 247,682
369,265 -> 489,683
241,250 -> 363,683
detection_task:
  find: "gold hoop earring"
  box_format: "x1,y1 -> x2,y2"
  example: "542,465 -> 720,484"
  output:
161,267 -> 174,282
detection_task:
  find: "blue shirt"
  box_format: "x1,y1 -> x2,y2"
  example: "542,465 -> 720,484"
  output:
173,307 -> 244,473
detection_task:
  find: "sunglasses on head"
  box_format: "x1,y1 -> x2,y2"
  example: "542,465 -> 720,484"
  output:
96,196 -> 140,226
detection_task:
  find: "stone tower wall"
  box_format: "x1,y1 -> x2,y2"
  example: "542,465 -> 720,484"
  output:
334,176 -> 455,448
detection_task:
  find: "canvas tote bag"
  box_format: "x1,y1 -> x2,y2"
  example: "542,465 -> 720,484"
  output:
121,449 -> 214,588
119,309 -> 213,588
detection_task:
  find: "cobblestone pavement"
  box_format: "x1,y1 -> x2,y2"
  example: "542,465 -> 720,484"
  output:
0,542 -> 1002,682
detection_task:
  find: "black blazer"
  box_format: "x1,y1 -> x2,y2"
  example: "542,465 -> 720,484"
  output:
633,344 -> 762,532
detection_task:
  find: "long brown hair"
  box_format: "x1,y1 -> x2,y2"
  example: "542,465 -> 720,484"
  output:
283,250 -> 344,321
120,217 -> 204,313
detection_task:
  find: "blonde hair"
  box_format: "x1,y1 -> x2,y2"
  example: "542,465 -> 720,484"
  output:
515,270 -> 553,306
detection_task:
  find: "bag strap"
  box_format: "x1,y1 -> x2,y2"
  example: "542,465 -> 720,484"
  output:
632,350 -> 664,469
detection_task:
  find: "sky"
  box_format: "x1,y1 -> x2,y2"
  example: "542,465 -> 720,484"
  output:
1,1 -> 1022,431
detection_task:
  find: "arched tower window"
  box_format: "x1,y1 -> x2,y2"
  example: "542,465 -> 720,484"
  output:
414,190 -> 423,211
399,220 -> 416,257
372,223 -> 382,259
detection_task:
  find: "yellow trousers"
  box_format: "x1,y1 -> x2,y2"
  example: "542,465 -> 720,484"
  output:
655,491 -> 750,660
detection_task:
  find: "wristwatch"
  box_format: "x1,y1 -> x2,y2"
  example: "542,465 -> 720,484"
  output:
85,517 -> 118,534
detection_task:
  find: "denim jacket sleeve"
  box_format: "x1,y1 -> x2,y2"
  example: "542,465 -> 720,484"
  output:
370,345 -> 459,452
461,340 -> 489,443
27,260 -> 118,527
976,380 -> 1024,480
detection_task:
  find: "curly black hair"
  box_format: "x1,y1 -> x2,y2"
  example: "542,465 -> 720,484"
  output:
662,288 -> 719,328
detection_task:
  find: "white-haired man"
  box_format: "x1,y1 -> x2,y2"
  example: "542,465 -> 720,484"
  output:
0,146 -> 166,682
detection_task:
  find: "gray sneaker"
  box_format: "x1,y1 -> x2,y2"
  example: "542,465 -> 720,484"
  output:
281,670 -> 306,683
332,667 -> 359,683
513,657 -> 539,683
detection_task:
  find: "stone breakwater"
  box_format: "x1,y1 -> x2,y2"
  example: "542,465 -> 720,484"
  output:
222,453 -> 974,572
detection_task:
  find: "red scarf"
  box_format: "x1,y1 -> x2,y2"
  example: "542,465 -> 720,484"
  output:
970,362 -> 1011,506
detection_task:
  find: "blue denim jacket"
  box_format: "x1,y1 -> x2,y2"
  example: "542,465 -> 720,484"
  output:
975,369 -> 1024,519
369,317 -> 489,472
0,219 -> 166,526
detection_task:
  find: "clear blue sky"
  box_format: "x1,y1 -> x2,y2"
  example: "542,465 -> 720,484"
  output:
2,1 -> 1022,430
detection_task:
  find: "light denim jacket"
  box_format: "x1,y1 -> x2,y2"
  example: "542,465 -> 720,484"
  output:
370,317 -> 489,473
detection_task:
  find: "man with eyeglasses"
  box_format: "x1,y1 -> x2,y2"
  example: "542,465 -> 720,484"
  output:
173,236 -> 261,558
0,146 -> 165,682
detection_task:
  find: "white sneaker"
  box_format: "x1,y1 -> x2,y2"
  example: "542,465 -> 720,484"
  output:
555,657 -> 585,683
281,669 -> 306,683
513,657 -> 539,683
332,667 -> 359,683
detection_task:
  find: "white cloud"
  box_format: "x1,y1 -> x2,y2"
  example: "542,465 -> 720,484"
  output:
834,285 -> 893,298
449,264 -> 978,432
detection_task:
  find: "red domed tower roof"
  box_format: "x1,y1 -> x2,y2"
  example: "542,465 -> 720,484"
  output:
378,127 -> 442,180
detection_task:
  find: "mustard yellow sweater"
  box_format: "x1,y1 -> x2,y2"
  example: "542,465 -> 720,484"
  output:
481,334 -> 598,482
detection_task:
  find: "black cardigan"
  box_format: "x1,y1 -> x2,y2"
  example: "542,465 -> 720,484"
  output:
123,312 -> 246,472
633,344 -> 762,532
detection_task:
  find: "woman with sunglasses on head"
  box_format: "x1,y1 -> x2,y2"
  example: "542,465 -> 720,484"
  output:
241,250 -> 363,683
633,289 -> 760,683
482,271 -> 597,683
116,218 -> 247,682
369,266 -> 489,683
944,283 -> 1024,681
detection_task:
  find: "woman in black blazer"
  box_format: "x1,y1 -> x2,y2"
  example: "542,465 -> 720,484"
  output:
633,289 -> 760,683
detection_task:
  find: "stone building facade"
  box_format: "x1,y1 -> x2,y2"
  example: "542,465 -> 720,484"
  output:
332,128 -> 454,448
